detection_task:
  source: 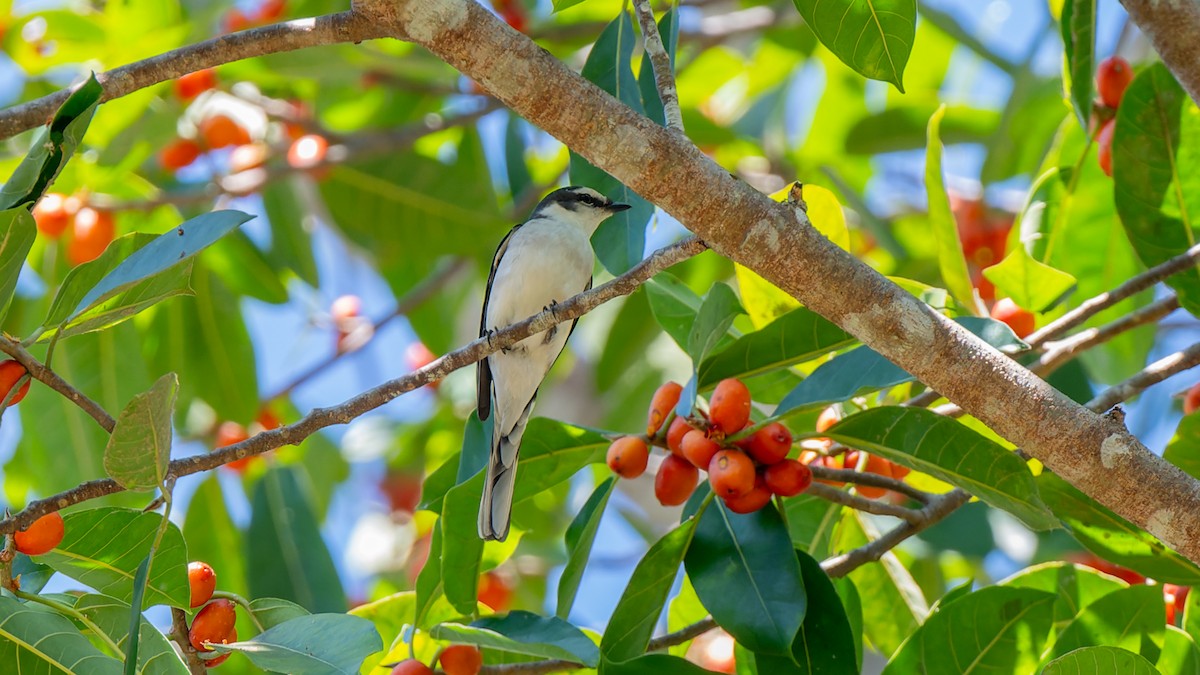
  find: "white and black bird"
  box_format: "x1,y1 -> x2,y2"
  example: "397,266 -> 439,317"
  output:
477,186 -> 631,541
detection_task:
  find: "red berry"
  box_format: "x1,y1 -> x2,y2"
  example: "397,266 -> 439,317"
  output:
174,69 -> 217,101
199,114 -> 251,149
1096,56 -> 1133,108
200,627 -> 236,667
845,451 -> 892,499
607,436 -> 649,479
647,381 -> 683,436
666,417 -> 692,457
287,134 -> 329,170
13,511 -> 64,556
31,192 -> 74,238
478,571 -> 513,612
681,429 -> 721,470
655,455 -> 699,506
990,298 -> 1036,339
215,422 -> 249,448
743,422 -> 792,465
1097,118 -> 1115,177
709,379 -> 751,435
188,561 -> 217,608
0,359 -> 31,405
190,599 -> 237,651
159,138 -> 203,171
708,450 -> 755,498
439,645 -> 483,675
1184,383 -> 1200,415
764,459 -> 812,497
68,207 -> 115,266
381,472 -> 423,514
256,0 -> 287,22
391,660 -> 434,675
723,474 -> 771,514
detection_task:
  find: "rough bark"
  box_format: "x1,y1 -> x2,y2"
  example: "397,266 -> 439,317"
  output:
373,0 -> 1200,562
1120,0 -> 1200,107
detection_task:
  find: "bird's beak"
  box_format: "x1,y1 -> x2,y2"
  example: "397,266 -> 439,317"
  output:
607,202 -> 632,213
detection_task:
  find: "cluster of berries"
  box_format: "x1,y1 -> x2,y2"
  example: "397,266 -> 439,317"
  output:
186,562 -> 238,668
1094,56 -> 1133,177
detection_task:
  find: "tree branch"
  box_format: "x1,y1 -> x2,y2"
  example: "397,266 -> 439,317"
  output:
0,12 -> 394,141
1119,0 -> 1200,107
0,238 -> 706,535
632,0 -> 684,133
1087,341 -> 1200,413
0,337 -> 116,433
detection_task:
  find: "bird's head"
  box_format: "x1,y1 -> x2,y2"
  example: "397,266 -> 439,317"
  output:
531,186 -> 632,234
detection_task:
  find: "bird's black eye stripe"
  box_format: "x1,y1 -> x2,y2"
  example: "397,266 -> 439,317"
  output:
578,194 -> 602,207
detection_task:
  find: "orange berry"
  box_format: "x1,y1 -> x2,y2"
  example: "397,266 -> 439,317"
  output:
681,429 -> 721,469
159,138 -> 203,171
439,645 -> 483,675
666,417 -> 692,457
221,9 -> 252,33
764,459 -> 812,497
846,451 -> 890,499
215,422 -> 249,448
255,409 -> 281,431
647,381 -> 683,436
228,143 -> 268,174
174,69 -> 217,101
1185,383 -> 1200,415
287,134 -> 329,170
723,474 -> 771,514
68,207 -> 115,266
391,660 -> 434,675
1096,56 -> 1133,108
709,379 -> 751,435
742,422 -> 792,465
607,436 -> 649,479
655,454 -> 699,506
13,511 -> 64,556
478,571 -> 512,612
889,461 -> 911,480
708,450 -> 755,498
990,298 -> 1036,339
1165,584 -> 1190,625
188,561 -> 217,608
381,472 -> 423,514
256,0 -> 286,21
815,406 -> 840,433
190,599 -> 237,651
1097,118 -> 1115,178
31,192 -> 72,237
199,114 -> 251,149
0,359 -> 31,405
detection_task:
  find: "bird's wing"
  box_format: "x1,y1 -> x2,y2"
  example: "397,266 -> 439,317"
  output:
477,223 -> 523,422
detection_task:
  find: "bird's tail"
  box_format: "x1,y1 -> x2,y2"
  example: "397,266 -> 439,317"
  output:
478,398 -> 535,541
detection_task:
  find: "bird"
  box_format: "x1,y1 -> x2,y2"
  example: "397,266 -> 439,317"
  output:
477,186 -> 631,541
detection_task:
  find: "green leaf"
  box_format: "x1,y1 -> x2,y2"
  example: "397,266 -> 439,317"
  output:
414,519 -> 445,629
735,263 -> 801,329
687,282 -> 743,365
667,575 -> 706,658
440,477 -> 485,616
775,317 -> 1025,415
573,10 -> 653,274
1048,584 -> 1165,662
69,210 -> 251,317
638,7 -> 679,128
0,207 -> 35,323
784,493 -> 842,560
262,179 -> 319,286
0,74 -> 102,210
845,103 -> 1000,154
422,419 -> 609,513
602,518 -> 699,662
123,555 -> 150,675
791,0 -> 915,91
1113,62 -> 1200,317
103,373 -> 177,492
1060,0 -> 1096,129
552,0 -> 586,10
246,466 -> 346,613
644,274 -> 706,350
1038,471 -> 1200,584
248,598 -> 311,631
824,407 -> 1057,530
1000,561 -> 1126,630
0,595 -> 123,674
38,508 -> 189,608
789,550 -> 858,673
834,578 -> 864,672
557,477 -> 616,619
434,611 -> 599,667
211,614 -> 382,674
603,654 -> 716,674
72,593 -> 188,675
1158,625 -> 1200,675
882,587 -> 1056,674
836,510 -> 926,656
205,230 -> 289,304
925,104 -> 977,311
698,306 -> 855,389
982,245 -> 1077,312
1043,646 -> 1158,675
685,500 -> 805,655
456,411 -> 490,484
1166,414 -> 1200,480
182,476 -> 248,598
505,115 -> 532,202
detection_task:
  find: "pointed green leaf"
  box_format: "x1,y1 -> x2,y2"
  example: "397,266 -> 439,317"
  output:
441,477 -> 485,616
1048,584 -> 1165,662
210,614 -> 382,674
414,519 -> 445,629
557,477 -> 616,619
262,179 -> 319,286
1060,0 -> 1096,128
698,307 -> 855,389
824,407 -> 1057,530
248,598 -> 311,631
687,282 -> 743,365
72,593 -> 187,675
246,466 -> 346,613
685,500 -> 804,655
791,0 -> 915,91
835,510 -> 925,656
1038,471 -> 1200,584
1113,62 -> 1200,317
38,508 -> 189,608
1044,646 -> 1158,675
1000,561 -> 1126,630
791,550 -> 857,673
644,274 -> 706,350
43,233 -> 160,330
123,555 -> 151,675
602,517 -> 699,662
0,207 -> 35,323
925,104 -> 977,310
434,611 -> 599,667
104,373 -> 177,492
603,654 -> 715,674
784,493 -> 842,560
0,595 -> 123,674
1157,625 -> 1200,675
982,246 -> 1077,312
883,586 -> 1056,674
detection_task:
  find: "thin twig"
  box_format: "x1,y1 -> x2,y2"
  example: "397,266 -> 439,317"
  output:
808,465 -> 932,504
1087,341 -> 1200,412
170,607 -> 207,675
632,0 -> 684,133
806,484 -> 923,523
0,336 -> 116,433
1035,294 -> 1180,377
0,238 -> 707,535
